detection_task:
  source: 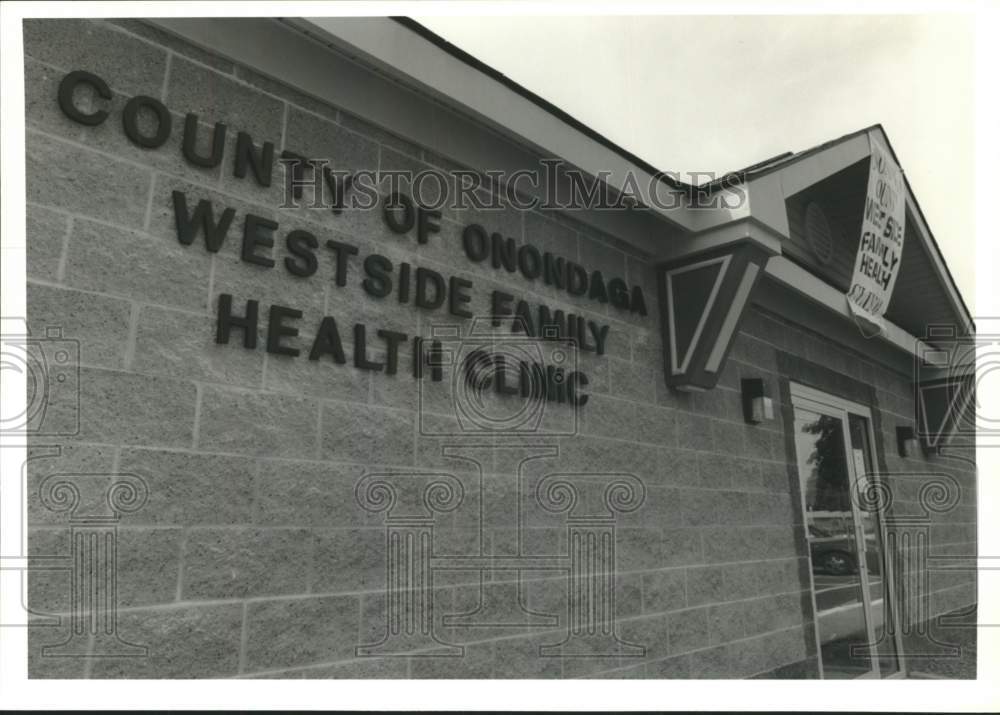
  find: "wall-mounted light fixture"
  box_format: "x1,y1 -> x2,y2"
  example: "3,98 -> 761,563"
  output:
741,378 -> 774,424
896,425 -> 921,458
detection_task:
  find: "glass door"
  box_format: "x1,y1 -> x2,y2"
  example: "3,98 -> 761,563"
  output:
790,383 -> 904,679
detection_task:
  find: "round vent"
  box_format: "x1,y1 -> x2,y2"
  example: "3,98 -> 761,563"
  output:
804,202 -> 835,265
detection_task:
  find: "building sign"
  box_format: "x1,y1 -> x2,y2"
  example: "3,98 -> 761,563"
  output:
846,134 -> 906,336
55,69 -> 653,410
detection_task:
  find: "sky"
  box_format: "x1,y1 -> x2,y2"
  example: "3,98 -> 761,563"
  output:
417,13 -> 976,310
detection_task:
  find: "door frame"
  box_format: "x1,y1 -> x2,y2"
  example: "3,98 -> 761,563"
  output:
790,382 -> 907,679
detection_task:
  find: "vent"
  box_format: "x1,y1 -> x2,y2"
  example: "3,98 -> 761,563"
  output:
804,201 -> 835,265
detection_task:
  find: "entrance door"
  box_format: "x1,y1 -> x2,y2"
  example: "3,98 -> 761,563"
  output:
790,383 -> 905,679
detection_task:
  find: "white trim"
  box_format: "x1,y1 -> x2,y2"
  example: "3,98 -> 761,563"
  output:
704,262 -> 760,373
789,383 -> 908,679
765,255 -> 934,360
288,17 -> 697,231
665,254 -> 730,375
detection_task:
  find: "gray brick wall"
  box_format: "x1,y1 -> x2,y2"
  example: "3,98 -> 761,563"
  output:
22,18 -> 975,679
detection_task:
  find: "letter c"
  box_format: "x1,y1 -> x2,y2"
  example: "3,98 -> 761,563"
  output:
57,70 -> 111,126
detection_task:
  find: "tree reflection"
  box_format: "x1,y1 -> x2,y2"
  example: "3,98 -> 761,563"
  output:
803,415 -> 850,512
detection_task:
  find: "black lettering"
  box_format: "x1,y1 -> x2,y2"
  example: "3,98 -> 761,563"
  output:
57,70 -> 111,126
546,365 -> 567,403
241,214 -> 277,267
182,113 -> 226,168
284,230 -> 318,277
491,290 -> 514,326
491,233 -> 517,272
567,371 -> 589,406
464,349 -> 493,391
353,324 -> 384,371
543,253 -> 566,289
122,95 -> 171,148
415,267 -> 445,310
494,355 -> 520,395
520,361 -> 547,400
588,270 -> 609,303
462,224 -> 489,262
323,168 -> 354,214
590,322 -> 610,356
216,294 -> 258,349
378,329 -> 407,375
449,276 -> 473,319
538,304 -> 566,340
518,244 -> 542,279
398,262 -> 412,303
324,239 -> 359,287
309,317 -> 346,363
172,191 -> 234,252
362,254 -> 393,298
234,131 -> 274,187
417,207 -> 441,244
567,262 -> 588,296
608,278 -> 629,310
266,305 -> 301,356
513,300 -> 535,336
383,192 -> 415,233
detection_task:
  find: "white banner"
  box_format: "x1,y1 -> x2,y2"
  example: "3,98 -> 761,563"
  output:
847,134 -> 906,336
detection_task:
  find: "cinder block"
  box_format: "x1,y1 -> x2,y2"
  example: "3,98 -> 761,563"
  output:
641,568 -> 686,613
26,442 -> 117,526
132,306 -> 265,387
26,201 -> 69,283
65,219 -> 211,311
253,460 -> 369,527
115,527 -> 183,607
167,56 -> 283,141
667,606 -> 710,654
677,413 -> 715,453
118,448 -> 255,525
181,527 -> 312,599
618,613 -> 670,660
320,402 -> 414,465
609,359 -> 658,404
89,602 -> 243,678
107,19 -> 236,73
707,601 -> 746,645
27,281 -> 131,370
26,131 -> 152,230
198,385 -> 318,457
244,594 -> 361,671
23,19 -> 168,96
685,565 -> 727,608
27,616 -> 89,678
687,643 -> 733,678
310,528 -> 385,595
76,367 -> 197,447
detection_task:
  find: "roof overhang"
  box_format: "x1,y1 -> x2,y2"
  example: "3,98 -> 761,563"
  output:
145,17 -> 972,368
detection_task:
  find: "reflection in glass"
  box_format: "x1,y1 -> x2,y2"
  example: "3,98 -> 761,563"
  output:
849,413 -> 900,677
795,408 -> 874,678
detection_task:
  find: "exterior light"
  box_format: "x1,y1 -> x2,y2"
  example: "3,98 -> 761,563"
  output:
896,425 -> 921,458
741,378 -> 774,424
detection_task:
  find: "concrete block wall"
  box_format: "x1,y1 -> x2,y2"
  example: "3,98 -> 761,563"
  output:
22,18 -> 975,679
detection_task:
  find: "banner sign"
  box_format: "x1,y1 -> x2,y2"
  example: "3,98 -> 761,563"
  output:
847,134 -> 906,335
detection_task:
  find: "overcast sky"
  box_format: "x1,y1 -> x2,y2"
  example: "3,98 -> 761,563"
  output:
417,13 -> 975,309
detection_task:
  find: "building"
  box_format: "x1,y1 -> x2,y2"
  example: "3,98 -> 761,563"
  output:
21,16 -> 977,679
